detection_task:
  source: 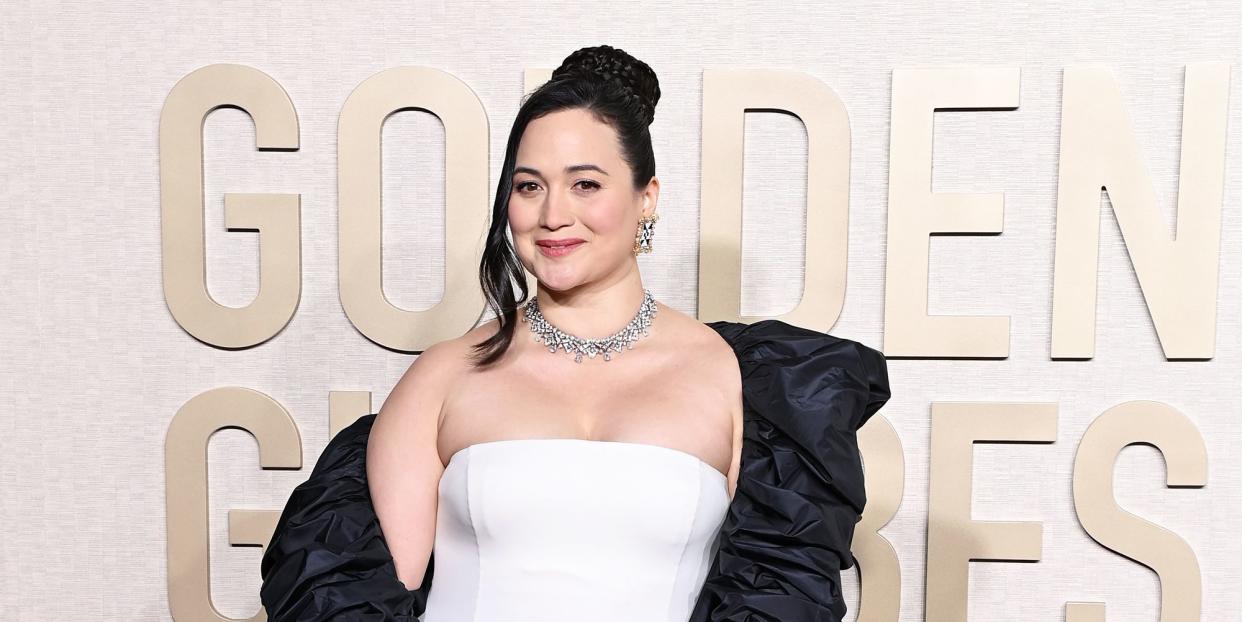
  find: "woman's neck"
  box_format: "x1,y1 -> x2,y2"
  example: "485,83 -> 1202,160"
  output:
531,277 -> 649,339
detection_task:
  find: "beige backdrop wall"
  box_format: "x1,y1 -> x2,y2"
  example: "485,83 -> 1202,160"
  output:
3,0 -> 1240,620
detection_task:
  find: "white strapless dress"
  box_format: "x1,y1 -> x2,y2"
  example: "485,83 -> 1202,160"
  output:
421,438 -> 731,622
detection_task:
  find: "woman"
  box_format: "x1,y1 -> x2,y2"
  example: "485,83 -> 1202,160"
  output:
260,45 -> 891,621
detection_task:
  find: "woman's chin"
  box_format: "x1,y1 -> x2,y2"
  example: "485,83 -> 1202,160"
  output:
535,278 -> 579,293
532,268 -> 586,293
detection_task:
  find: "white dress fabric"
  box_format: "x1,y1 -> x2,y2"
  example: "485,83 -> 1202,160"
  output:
421,438 -> 731,622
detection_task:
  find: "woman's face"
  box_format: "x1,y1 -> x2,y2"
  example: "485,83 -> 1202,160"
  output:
508,107 -> 658,293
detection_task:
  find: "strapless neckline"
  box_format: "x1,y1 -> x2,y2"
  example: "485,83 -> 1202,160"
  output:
429,435 -> 733,621
445,437 -> 729,485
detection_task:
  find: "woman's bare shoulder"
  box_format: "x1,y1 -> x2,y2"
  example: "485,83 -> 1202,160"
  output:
379,320 -> 503,423
654,303 -> 741,378
428,320 -> 502,364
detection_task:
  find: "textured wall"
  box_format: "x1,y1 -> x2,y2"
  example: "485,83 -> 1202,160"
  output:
3,0 -> 1240,620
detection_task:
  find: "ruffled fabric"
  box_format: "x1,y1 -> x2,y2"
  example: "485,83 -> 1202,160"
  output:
688,320 -> 890,622
258,415 -> 431,621
259,318 -> 890,621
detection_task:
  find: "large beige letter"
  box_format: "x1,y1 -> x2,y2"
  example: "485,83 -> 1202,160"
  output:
697,70 -> 850,329
1069,400 -> 1206,622
855,417 -> 905,622
1051,63 -> 1228,360
339,67 -> 489,351
884,67 -> 1020,358
166,387 -> 301,621
328,390 -> 374,438
925,402 -> 1057,622
160,64 -> 301,348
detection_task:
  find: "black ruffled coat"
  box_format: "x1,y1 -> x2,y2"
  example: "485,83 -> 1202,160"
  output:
259,319 -> 891,621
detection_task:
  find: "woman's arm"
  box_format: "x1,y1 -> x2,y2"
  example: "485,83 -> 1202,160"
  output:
258,413 -> 429,621
259,340 -> 461,621
368,341 -> 456,591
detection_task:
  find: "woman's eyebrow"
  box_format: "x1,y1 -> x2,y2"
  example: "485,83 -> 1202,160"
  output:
513,164 -> 610,178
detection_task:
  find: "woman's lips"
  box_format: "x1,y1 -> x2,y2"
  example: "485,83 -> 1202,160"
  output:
537,241 -> 585,257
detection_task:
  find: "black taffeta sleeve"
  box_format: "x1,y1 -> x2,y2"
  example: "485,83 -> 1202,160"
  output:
259,414 -> 432,621
691,319 -> 892,622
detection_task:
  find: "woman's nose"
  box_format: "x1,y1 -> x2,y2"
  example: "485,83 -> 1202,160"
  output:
539,188 -> 573,229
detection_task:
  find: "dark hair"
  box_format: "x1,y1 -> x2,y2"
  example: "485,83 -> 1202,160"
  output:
467,45 -> 661,367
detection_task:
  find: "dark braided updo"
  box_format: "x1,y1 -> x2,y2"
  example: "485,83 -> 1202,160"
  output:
470,45 -> 662,366
551,44 -> 661,126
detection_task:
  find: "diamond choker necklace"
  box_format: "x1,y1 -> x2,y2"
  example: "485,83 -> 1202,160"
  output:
521,289 -> 658,363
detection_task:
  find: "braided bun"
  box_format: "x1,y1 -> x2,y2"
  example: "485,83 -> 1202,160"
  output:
551,44 -> 661,126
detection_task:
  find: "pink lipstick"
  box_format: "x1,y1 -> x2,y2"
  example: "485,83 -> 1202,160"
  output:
536,238 -> 585,257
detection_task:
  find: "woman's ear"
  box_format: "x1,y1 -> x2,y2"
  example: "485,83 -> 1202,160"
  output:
640,176 -> 660,219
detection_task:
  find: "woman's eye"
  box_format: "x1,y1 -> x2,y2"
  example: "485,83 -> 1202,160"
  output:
513,180 -> 596,193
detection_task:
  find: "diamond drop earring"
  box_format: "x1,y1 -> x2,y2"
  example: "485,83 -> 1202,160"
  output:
633,212 -> 659,255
